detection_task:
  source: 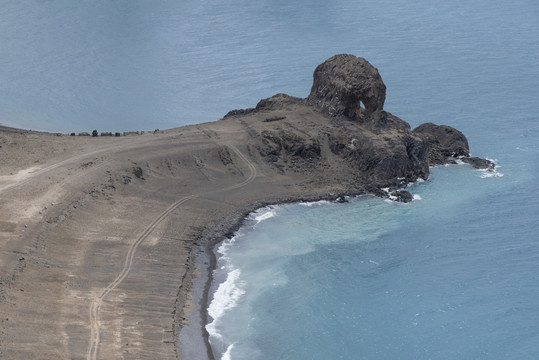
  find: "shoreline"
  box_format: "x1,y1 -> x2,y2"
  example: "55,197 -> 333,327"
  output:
0,114 -> 376,359
186,157 -> 498,359
1,56 -> 495,359
180,193 -> 367,360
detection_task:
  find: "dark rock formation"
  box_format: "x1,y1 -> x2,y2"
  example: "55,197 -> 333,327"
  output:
256,93 -> 303,111
256,128 -> 321,174
364,109 -> 411,132
412,123 -> 469,165
307,54 -> 386,119
334,196 -> 349,203
461,156 -> 496,170
390,190 -> 414,203
326,129 -> 429,186
133,166 -> 144,179
222,54 -> 493,198
224,108 -> 256,118
413,122 -> 494,170
224,93 -> 304,119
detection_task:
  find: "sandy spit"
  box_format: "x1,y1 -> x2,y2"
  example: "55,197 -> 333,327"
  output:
0,105 -> 361,360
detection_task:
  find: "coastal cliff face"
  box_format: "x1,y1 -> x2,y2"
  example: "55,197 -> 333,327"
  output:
224,54 -> 493,202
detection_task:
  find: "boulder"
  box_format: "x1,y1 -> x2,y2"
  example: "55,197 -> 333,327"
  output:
133,166 -> 144,179
461,156 -> 495,170
390,190 -> 414,203
307,54 -> 386,119
412,123 -> 469,165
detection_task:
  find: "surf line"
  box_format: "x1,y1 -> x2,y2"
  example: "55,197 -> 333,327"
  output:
86,144 -> 256,360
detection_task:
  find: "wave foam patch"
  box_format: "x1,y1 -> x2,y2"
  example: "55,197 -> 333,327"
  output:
479,169 -> 504,178
216,235 -> 240,260
479,158 -> 504,178
222,344 -> 234,360
251,206 -> 278,224
207,269 -> 246,341
299,200 -> 332,207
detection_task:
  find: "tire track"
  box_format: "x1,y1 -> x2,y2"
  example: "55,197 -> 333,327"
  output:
86,144 -> 256,360
0,141 -> 132,195
0,134 -> 171,195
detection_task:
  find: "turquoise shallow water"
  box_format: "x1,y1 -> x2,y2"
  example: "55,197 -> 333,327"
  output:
1,1 -> 538,359
208,161 -> 539,359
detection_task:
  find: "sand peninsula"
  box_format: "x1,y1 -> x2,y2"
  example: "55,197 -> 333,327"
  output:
0,55 -> 494,359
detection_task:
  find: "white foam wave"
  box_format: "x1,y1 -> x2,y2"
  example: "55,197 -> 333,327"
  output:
380,188 -> 397,203
479,168 -> 504,178
251,206 -> 278,224
216,235 -> 239,258
206,268 -> 246,341
298,200 -> 332,207
431,155 -> 505,179
222,344 -> 234,360
479,158 -> 504,178
382,187 -> 422,203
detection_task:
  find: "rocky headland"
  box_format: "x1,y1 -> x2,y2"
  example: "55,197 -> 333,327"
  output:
224,54 -> 494,202
0,54 -> 493,359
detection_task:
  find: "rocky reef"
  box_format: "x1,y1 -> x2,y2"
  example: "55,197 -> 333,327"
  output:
224,54 -> 494,202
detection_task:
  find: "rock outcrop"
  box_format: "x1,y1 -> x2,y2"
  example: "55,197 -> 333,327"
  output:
223,54 -> 494,201
307,54 -> 386,119
324,122 -> 429,187
413,122 -> 495,170
412,123 -> 469,165
461,156 -> 495,170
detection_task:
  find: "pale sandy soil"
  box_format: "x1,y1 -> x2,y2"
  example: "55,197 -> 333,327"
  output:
0,106 -> 357,360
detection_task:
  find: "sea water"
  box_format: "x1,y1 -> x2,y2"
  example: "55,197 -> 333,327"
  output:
1,0 -> 538,359
200,1 -> 537,359
3,0 -> 536,135
208,160 -> 539,359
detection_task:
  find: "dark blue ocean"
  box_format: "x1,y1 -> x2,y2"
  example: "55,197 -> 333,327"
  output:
2,1 -> 538,359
